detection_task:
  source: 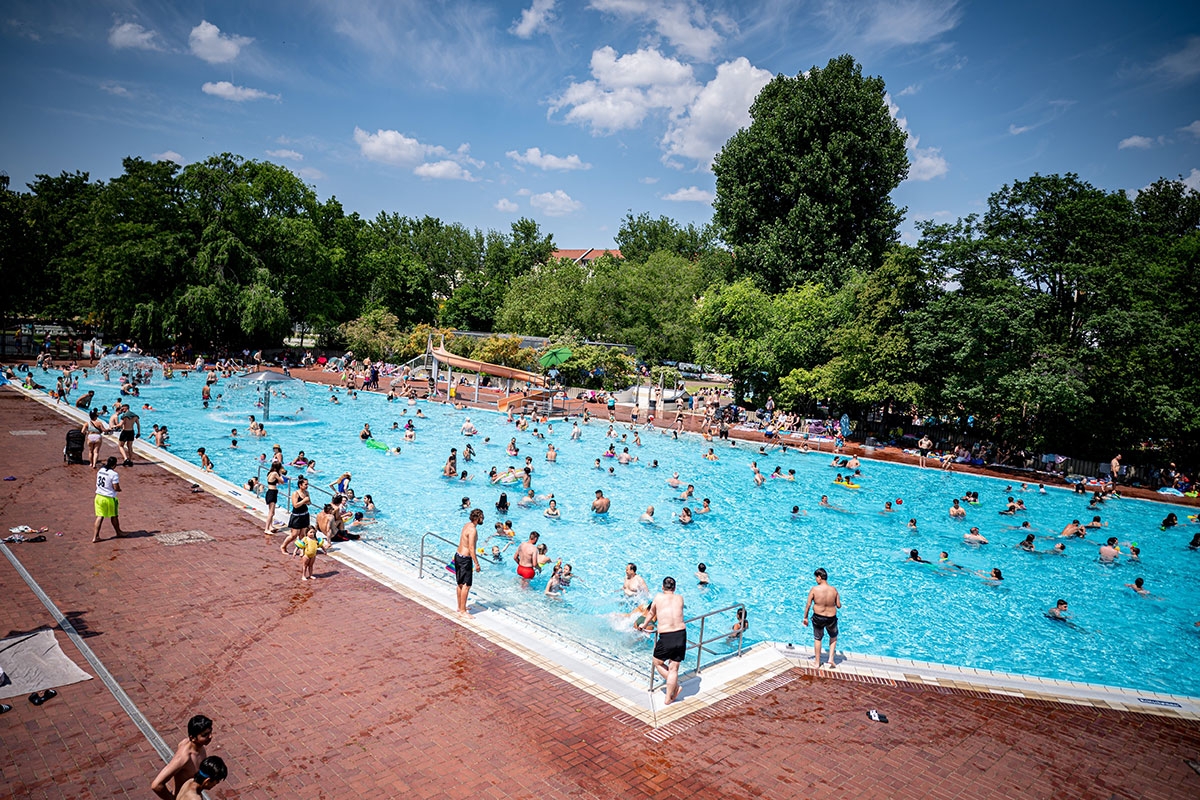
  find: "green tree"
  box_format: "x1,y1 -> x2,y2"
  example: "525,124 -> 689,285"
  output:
340,308 -> 404,361
712,54 -> 909,292
614,212 -> 715,264
494,257 -> 588,336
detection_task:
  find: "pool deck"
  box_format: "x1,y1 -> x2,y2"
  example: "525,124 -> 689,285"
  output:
3,385 -> 1200,799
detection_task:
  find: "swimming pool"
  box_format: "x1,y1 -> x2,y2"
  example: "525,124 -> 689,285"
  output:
54,369 -> 1200,697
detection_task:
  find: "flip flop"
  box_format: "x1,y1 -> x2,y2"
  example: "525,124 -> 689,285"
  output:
0,703 -> 12,714
40,689 -> 57,703
867,709 -> 888,723
28,692 -> 43,706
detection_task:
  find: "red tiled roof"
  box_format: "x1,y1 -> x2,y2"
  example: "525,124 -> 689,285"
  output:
551,248 -> 622,263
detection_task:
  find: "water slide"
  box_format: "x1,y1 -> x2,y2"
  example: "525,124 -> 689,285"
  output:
430,346 -> 548,389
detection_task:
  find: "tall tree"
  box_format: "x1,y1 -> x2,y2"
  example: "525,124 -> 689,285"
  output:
712,54 -> 909,292
614,212 -> 715,264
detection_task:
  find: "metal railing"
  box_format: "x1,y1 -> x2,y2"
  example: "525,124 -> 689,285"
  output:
417,530 -> 486,579
646,602 -> 747,693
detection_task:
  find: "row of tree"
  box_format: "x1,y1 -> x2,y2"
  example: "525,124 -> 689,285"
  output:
2,55 -> 1196,461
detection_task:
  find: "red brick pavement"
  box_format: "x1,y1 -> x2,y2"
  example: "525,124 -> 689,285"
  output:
1,386 -> 1199,799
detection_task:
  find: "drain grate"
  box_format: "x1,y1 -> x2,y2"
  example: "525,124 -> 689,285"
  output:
154,530 -> 214,546
9,430 -> 47,436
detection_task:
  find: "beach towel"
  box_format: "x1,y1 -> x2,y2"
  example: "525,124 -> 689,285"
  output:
0,629 -> 93,699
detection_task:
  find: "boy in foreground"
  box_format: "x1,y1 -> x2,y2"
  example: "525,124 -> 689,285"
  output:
177,756 -> 228,799
150,714 -> 213,799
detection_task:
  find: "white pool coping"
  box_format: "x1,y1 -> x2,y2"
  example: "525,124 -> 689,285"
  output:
11,380 -> 1200,725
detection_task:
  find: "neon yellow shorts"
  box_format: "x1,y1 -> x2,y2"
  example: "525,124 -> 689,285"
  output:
94,495 -> 119,518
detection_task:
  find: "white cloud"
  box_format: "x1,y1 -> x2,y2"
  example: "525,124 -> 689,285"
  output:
822,0 -> 961,49
201,82 -> 280,102
886,92 -> 948,180
1184,168 -> 1200,193
1151,36 -> 1200,82
516,188 -> 532,196
661,56 -> 772,168
529,189 -> 582,216
512,0 -> 556,38
550,46 -> 700,134
1180,120 -> 1200,137
495,198 -> 519,212
589,0 -> 728,61
354,127 -> 448,166
296,167 -> 325,181
639,176 -> 659,184
152,150 -> 184,164
506,147 -> 591,171
109,21 -> 162,51
899,83 -> 920,96
909,147 -> 949,180
1118,135 -> 1155,150
189,20 -> 253,64
267,149 -> 304,161
100,81 -> 130,97
414,160 -> 474,180
1009,123 -> 1032,135
662,186 -> 713,203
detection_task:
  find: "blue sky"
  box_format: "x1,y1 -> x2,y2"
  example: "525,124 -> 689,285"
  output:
2,1 -> 1198,248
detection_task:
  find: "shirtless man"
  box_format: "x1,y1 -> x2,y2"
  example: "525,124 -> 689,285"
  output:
454,509 -> 483,613
964,526 -> 989,544
1098,537 -> 1121,561
949,498 -> 966,518
802,568 -> 841,669
150,714 -> 213,800
174,756 -> 227,800
443,448 -> 458,478
639,576 -> 687,704
514,530 -> 540,581
639,506 -> 655,523
592,489 -> 611,513
917,435 -> 933,468
623,562 -> 649,597
118,403 -> 140,466
1060,519 -> 1086,538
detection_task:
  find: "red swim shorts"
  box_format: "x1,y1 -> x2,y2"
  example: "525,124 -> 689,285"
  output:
517,564 -> 536,579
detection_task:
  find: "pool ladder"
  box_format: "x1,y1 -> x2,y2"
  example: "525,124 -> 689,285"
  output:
646,603 -> 748,695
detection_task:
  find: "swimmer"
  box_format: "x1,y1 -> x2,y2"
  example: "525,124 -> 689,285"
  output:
1060,519 -> 1086,538
639,506 -> 655,523
517,489 -> 537,507
496,492 -> 511,513
907,549 -> 930,563
1125,577 -> 1150,596
546,444 -> 557,462
1018,533 -> 1036,552
1046,599 -> 1071,621
678,484 -> 695,501
727,607 -> 749,641
949,499 -> 966,518
1098,537 -> 1121,561
976,567 -> 1003,583
907,518 -> 918,530
791,506 -> 806,518
667,472 -> 682,488
679,507 -> 694,524
544,499 -> 560,519
697,498 -> 711,514
938,552 -> 962,570
882,501 -> 894,513
964,527 -> 988,545
696,563 -> 710,585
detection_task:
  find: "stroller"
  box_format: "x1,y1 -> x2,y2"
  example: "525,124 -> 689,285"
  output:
64,428 -> 85,465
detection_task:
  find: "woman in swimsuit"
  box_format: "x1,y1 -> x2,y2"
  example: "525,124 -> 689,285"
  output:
81,409 -> 107,468
264,462 -> 284,534
281,477 -> 311,555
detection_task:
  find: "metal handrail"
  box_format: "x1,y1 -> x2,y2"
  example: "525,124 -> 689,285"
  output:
417,530 -> 485,579
646,602 -> 747,694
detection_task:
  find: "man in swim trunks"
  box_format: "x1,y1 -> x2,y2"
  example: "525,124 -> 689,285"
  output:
802,567 -> 841,669
592,489 -> 610,513
118,403 -> 140,466
917,435 -> 933,468
639,576 -> 686,704
514,530 -> 540,581
454,509 -> 483,614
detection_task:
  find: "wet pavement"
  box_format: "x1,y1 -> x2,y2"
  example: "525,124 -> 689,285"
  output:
2,386 -> 1199,799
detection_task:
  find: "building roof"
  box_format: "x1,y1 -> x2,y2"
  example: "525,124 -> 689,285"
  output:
551,248 -> 622,264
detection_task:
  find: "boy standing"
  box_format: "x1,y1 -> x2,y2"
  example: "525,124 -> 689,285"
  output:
150,714 -> 214,799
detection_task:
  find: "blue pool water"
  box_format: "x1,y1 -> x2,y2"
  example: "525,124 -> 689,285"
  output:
55,371 -> 1200,695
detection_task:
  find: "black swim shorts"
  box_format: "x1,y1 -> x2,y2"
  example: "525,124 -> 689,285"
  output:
119,430 -> 135,442
811,613 -> 839,641
264,489 -> 278,505
453,553 -> 473,586
653,629 -> 687,664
